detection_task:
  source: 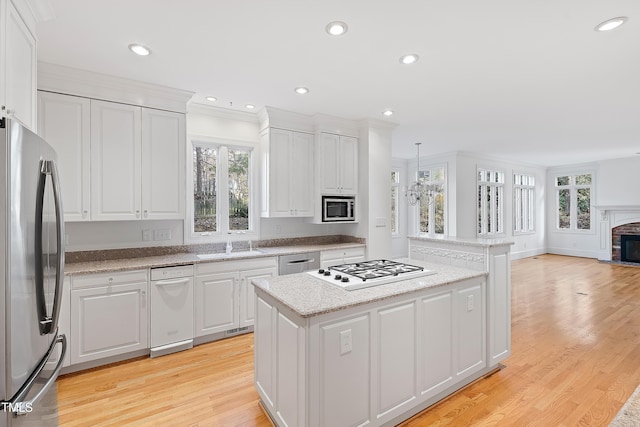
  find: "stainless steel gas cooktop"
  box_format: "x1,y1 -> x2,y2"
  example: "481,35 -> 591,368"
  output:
307,259 -> 436,291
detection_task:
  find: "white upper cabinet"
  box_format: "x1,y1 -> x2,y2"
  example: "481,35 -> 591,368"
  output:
83,99 -> 185,221
141,108 -> 185,220
318,132 -> 358,195
1,0 -> 37,131
90,100 -> 142,221
37,91 -> 91,221
261,128 -> 314,217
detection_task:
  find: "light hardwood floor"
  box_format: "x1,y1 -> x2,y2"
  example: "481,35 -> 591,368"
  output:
57,254 -> 640,426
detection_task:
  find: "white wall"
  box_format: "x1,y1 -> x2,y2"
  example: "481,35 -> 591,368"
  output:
65,220 -> 184,251
391,158 -> 408,258
597,157 -> 640,206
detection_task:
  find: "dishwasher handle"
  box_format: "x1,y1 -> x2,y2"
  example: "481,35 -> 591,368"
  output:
153,277 -> 190,286
286,257 -> 316,265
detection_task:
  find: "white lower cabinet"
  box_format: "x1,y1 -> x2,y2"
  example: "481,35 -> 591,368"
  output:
195,257 -> 277,337
70,270 -> 149,365
320,247 -> 365,269
255,276 -> 487,427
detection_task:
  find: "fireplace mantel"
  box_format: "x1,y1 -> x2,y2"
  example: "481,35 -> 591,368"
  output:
595,205 -> 640,260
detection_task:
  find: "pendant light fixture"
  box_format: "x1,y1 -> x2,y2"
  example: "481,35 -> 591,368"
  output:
405,143 -> 436,206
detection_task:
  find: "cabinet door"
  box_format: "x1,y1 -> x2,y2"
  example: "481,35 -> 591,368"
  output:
268,128 -> 293,216
338,135 -> 358,194
141,108 -> 185,220
290,131 -> 314,216
38,92 -> 91,221
318,133 -> 340,194
456,283 -> 485,377
70,281 -> 148,365
4,0 -> 36,130
195,272 -> 238,336
239,267 -> 277,328
90,100 -> 142,220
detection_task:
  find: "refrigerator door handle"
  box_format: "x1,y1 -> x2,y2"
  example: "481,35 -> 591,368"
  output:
34,159 -> 65,335
3,334 -> 67,416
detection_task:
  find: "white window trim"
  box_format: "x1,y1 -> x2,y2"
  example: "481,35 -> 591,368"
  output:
513,171 -> 536,235
415,162 -> 447,236
553,171 -> 595,235
477,166 -> 505,238
185,135 -> 259,244
391,169 -> 400,236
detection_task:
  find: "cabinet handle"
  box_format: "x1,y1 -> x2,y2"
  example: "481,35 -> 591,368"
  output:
108,277 -> 113,284
82,210 -> 88,218
136,210 -> 140,218
143,210 -> 148,218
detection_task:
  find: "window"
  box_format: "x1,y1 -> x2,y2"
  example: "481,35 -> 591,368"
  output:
478,168 -> 505,236
391,170 -> 400,235
192,143 -> 252,237
555,173 -> 592,231
513,173 -> 535,234
418,166 -> 445,235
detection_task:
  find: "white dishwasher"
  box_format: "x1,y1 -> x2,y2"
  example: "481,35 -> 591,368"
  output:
150,264 -> 194,358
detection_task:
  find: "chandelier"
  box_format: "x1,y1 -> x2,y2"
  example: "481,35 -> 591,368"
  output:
405,143 -> 437,206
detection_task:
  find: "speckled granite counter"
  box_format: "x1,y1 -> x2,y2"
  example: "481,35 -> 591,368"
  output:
251,259 -> 486,318
64,242 -> 365,275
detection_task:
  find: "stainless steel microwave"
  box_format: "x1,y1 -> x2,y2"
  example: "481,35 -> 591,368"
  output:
322,196 -> 355,222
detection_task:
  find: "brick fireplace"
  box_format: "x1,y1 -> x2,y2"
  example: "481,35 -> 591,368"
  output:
611,222 -> 640,262
594,205 -> 640,262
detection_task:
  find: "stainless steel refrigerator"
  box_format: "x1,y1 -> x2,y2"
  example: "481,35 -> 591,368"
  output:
1,117 -> 66,426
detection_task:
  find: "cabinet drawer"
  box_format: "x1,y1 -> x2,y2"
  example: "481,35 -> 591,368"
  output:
71,270 -> 148,289
321,247 -> 365,262
196,257 -> 277,275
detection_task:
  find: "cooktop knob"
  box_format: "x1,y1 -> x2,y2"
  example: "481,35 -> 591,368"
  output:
334,274 -> 342,280
318,269 -> 325,274
341,277 -> 350,283
323,270 -> 331,276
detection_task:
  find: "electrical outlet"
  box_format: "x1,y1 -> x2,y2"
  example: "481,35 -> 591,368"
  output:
376,217 -> 387,227
154,229 -> 172,241
467,294 -> 474,312
142,229 -> 152,241
340,329 -> 352,355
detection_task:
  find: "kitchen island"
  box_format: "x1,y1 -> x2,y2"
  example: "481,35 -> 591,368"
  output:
252,238 -> 512,427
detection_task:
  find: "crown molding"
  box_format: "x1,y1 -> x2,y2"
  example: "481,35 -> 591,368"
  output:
37,62 -> 194,113
188,103 -> 259,124
258,106 -> 315,133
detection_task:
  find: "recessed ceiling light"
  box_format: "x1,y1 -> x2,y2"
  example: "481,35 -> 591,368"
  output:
128,43 -> 151,56
399,54 -> 419,65
382,109 -> 394,117
595,17 -> 628,32
245,104 -> 255,109
326,21 -> 348,36
294,87 -> 309,95
205,96 -> 217,102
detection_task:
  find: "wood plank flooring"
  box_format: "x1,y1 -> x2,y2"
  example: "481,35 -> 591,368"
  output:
57,254 -> 640,426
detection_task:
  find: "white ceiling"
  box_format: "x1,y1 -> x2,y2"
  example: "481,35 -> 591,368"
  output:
35,0 -> 640,166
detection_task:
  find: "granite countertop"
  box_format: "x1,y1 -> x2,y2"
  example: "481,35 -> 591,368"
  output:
64,242 -> 365,275
409,235 -> 514,248
251,259 -> 487,318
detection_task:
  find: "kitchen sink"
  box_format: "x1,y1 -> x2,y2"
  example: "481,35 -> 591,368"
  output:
196,249 -> 265,260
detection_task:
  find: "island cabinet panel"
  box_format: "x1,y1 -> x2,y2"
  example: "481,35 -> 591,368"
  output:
420,291 -> 454,396
376,302 -> 417,420
275,313 -> 305,427
255,296 -> 276,412
456,284 -> 486,377
489,251 -> 511,364
318,315 -> 370,427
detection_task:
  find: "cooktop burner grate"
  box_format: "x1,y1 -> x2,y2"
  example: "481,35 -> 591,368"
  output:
329,260 -> 424,281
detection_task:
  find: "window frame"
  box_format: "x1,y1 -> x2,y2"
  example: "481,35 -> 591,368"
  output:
553,171 -> 594,234
513,171 -> 536,235
391,169 -> 400,236
416,163 -> 447,236
477,167 -> 505,238
186,136 -> 258,244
